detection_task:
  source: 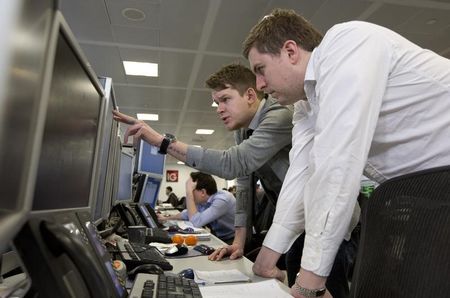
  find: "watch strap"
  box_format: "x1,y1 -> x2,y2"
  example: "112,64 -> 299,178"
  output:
294,273 -> 326,297
158,137 -> 171,154
294,283 -> 326,297
158,133 -> 176,154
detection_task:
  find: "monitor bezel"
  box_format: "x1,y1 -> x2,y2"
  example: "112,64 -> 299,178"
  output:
0,0 -> 57,251
92,77 -> 120,222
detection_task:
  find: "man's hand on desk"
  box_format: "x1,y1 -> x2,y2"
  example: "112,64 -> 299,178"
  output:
157,213 -> 174,223
208,244 -> 244,261
252,246 -> 285,282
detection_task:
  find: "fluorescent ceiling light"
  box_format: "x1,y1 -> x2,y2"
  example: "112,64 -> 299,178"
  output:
137,113 -> 159,121
123,61 -> 158,77
211,101 -> 218,107
192,145 -> 202,147
195,129 -> 214,135
177,161 -> 185,165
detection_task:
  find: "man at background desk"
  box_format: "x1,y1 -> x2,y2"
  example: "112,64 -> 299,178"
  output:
158,172 -> 236,243
162,186 -> 179,207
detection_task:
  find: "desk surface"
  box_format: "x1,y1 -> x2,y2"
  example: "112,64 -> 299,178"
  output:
164,227 -> 291,294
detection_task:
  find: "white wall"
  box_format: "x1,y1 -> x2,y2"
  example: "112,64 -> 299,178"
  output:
157,164 -> 228,202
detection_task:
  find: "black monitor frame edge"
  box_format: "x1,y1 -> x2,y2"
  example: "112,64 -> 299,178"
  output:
0,1 -> 58,251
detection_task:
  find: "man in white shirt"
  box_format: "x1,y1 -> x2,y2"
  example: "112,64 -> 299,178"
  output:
243,8 -> 450,298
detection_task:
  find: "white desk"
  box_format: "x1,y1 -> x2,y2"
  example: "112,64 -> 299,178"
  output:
155,208 -> 291,295
166,232 -> 291,295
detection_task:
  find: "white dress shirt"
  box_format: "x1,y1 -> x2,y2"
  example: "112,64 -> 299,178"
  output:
265,21 -> 450,277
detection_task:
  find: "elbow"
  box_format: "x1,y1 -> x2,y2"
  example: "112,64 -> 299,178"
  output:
252,262 -> 266,277
220,171 -> 238,180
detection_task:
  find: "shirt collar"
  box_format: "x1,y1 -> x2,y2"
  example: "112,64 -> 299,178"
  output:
248,98 -> 266,130
304,48 -> 317,83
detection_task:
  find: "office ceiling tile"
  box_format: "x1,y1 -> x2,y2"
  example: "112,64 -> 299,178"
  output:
310,0 -> 373,32
80,44 -> 127,83
366,3 -> 420,29
194,55 -> 248,89
187,90 -> 216,112
59,0 -> 114,42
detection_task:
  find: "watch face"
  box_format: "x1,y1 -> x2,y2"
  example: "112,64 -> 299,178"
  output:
164,133 -> 176,141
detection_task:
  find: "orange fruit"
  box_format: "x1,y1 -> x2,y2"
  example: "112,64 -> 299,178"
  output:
172,234 -> 184,245
184,235 -> 198,246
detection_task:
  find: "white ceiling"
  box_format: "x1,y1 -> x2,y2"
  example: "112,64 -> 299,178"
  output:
59,0 -> 450,164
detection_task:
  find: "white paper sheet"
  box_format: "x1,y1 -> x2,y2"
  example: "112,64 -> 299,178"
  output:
199,279 -> 293,298
194,269 -> 251,285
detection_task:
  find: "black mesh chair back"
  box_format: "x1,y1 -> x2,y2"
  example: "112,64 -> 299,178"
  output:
350,166 -> 450,298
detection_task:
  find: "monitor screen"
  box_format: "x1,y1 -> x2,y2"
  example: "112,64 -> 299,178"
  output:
136,139 -> 165,177
32,29 -> 103,211
92,77 -> 118,221
137,204 -> 158,228
116,151 -> 133,202
139,176 -> 161,208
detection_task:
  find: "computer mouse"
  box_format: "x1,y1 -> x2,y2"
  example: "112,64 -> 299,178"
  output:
178,268 -> 194,279
165,244 -> 188,257
127,264 -> 164,279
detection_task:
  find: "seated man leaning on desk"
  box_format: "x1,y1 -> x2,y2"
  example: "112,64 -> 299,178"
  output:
158,172 -> 236,244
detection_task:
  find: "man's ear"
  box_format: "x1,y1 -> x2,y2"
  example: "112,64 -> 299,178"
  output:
283,40 -> 300,64
246,88 -> 258,104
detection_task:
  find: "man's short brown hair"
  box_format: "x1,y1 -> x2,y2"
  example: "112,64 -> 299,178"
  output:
243,8 -> 323,58
190,172 -> 217,196
206,63 -> 264,98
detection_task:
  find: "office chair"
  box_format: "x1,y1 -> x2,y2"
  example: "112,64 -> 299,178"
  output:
350,166 -> 450,298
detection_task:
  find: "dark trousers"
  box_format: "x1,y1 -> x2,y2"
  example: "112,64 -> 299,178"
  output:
286,227 -> 360,298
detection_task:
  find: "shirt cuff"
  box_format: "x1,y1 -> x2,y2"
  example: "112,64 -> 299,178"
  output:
262,223 -> 299,254
301,233 -> 338,277
180,210 -> 188,221
186,146 -> 203,168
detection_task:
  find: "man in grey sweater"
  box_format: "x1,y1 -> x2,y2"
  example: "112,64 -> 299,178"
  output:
113,63 -> 292,263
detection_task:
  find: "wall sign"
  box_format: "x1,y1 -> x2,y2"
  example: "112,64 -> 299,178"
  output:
166,170 -> 179,182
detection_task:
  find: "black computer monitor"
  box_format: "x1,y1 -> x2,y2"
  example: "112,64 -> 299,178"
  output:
92,77 -> 119,221
31,12 -> 104,212
116,151 -> 134,203
0,0 -> 56,251
12,11 -> 126,298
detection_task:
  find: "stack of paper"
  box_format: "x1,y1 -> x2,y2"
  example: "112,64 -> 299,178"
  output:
194,269 -> 251,285
199,279 -> 293,298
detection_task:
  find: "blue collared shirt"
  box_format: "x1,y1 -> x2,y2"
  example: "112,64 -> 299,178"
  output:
180,190 -> 236,240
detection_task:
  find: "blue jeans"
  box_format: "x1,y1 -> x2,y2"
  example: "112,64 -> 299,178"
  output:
286,226 -> 360,298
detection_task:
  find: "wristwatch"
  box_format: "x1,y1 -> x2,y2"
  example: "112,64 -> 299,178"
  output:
158,133 -> 176,154
295,273 -> 326,297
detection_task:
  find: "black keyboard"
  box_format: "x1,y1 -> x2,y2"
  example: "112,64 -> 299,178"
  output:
117,240 -> 173,271
146,228 -> 172,244
129,273 -> 202,298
